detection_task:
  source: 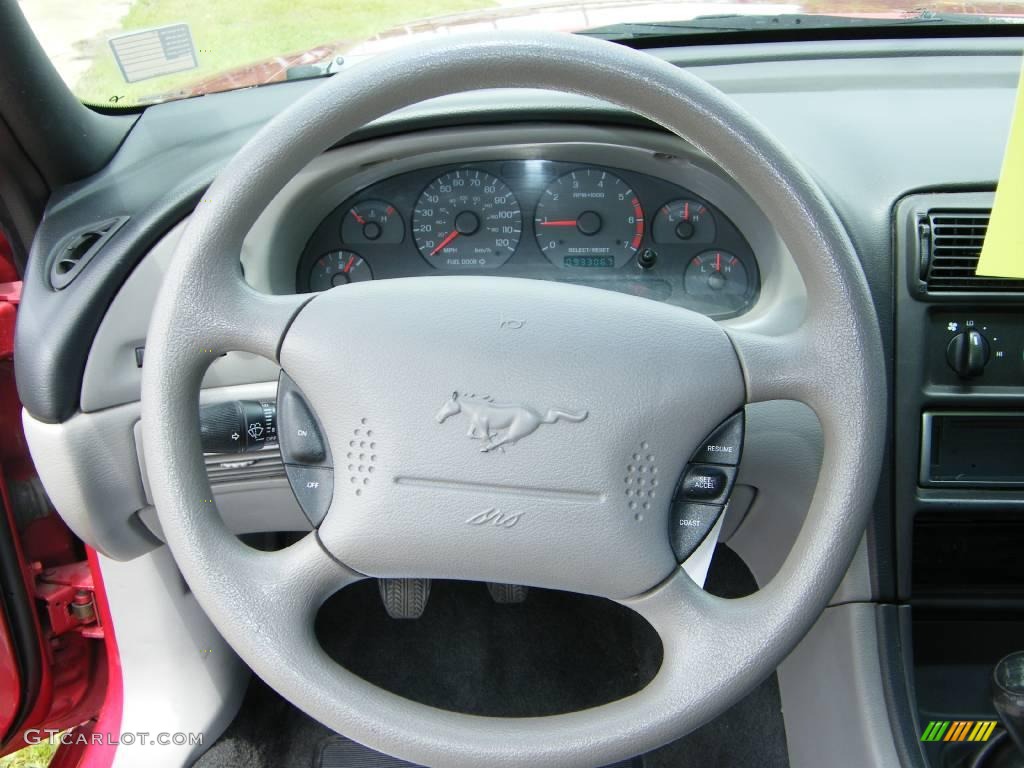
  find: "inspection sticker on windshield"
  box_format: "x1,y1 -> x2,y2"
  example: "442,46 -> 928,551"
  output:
108,23 -> 198,84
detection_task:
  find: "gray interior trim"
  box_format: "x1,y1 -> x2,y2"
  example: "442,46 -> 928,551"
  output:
24,382 -> 309,560
723,400 -> 874,605
724,400 -> 822,586
22,403 -> 160,561
81,222 -> 281,413
98,547 -> 248,768
777,603 -> 901,768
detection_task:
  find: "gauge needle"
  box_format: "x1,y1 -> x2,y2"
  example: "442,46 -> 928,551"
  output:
350,209 -> 366,225
714,252 -> 722,272
342,255 -> 356,273
539,220 -> 578,227
430,230 -> 460,256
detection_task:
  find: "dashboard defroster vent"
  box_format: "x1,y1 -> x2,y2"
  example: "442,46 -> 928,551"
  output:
923,211 -> 1024,293
49,216 -> 129,289
205,447 -> 286,485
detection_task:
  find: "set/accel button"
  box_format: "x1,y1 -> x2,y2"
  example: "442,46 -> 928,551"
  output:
679,464 -> 735,504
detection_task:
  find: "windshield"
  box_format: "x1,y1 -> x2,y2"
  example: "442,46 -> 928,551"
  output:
19,0 -> 1024,107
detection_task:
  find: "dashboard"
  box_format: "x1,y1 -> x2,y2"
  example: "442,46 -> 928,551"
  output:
296,157 -> 760,318
13,35 -> 1024,768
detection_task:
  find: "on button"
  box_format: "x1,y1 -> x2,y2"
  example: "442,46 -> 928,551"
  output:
278,373 -> 330,466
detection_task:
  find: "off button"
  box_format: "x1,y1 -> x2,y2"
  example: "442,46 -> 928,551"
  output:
284,464 -> 333,526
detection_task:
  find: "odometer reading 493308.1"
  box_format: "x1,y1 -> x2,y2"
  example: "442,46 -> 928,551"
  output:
534,168 -> 644,268
412,169 -> 522,269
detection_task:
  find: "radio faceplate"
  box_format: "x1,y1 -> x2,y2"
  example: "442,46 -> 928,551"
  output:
920,411 -> 1024,488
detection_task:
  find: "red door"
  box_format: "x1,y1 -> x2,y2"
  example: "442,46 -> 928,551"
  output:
0,228 -> 114,765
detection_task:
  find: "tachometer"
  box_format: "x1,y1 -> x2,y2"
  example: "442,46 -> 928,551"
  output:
412,170 -> 521,268
534,169 -> 643,268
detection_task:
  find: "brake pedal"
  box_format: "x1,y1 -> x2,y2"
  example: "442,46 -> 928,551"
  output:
377,578 -> 431,619
486,582 -> 528,604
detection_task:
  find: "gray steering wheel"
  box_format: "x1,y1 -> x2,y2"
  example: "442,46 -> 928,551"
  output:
141,31 -> 885,768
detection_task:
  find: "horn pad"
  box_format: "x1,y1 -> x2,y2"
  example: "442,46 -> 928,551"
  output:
280,276 -> 744,599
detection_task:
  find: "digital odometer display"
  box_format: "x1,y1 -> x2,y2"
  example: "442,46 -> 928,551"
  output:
563,256 -> 615,268
412,169 -> 522,269
534,168 -> 644,268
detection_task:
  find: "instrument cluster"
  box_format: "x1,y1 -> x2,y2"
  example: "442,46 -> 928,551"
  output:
298,159 -> 760,317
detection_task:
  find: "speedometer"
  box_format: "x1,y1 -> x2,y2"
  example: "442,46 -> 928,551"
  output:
412,169 -> 522,269
534,169 -> 644,268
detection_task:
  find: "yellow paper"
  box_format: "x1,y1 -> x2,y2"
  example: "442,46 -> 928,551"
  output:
977,61 -> 1024,278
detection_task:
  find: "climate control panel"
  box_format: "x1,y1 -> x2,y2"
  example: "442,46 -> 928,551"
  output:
929,311 -> 1024,387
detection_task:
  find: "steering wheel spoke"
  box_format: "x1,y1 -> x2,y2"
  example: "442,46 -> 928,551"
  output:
725,326 -> 821,406
211,533 -> 361,645
189,277 -> 310,364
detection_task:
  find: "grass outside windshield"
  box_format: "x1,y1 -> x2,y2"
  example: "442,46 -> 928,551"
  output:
21,0 -> 492,106
17,0 -> 1024,106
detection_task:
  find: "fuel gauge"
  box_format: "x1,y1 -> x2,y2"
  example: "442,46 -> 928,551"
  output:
309,251 -> 373,291
341,200 -> 404,245
652,199 -> 716,244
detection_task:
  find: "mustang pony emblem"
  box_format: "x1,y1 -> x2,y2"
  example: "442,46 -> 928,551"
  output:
435,392 -> 588,452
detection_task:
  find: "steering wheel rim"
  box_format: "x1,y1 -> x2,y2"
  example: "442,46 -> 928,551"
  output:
141,30 -> 885,768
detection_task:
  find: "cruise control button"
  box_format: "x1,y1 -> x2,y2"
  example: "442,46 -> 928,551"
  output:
690,412 -> 744,466
278,373 -> 329,466
284,464 -> 333,526
669,503 -> 723,562
679,464 -> 736,504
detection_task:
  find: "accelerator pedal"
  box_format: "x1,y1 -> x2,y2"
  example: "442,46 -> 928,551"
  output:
377,578 -> 430,619
317,736 -> 423,767
486,582 -> 529,604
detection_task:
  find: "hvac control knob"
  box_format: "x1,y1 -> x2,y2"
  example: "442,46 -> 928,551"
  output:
946,330 -> 990,379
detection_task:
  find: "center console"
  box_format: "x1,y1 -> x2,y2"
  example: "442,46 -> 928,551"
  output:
895,192 -> 1024,767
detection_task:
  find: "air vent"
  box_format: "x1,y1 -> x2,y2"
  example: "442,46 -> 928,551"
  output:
205,447 -> 286,486
49,216 -> 128,289
923,211 -> 1024,293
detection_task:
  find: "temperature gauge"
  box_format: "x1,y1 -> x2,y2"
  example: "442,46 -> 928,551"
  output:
340,200 -> 404,245
308,251 -> 372,291
684,250 -> 749,304
652,199 -> 716,244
